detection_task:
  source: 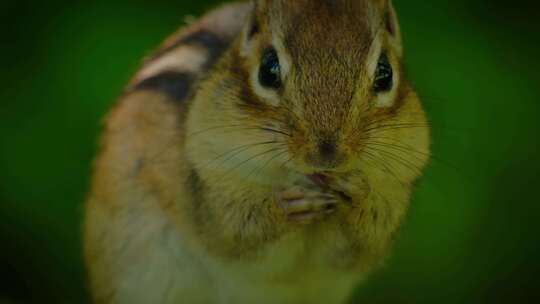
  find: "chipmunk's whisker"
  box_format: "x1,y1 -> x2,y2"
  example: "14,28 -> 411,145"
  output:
215,146 -> 286,182
200,140 -> 284,171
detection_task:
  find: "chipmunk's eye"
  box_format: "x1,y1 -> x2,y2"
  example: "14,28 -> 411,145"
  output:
373,53 -> 393,93
259,48 -> 281,89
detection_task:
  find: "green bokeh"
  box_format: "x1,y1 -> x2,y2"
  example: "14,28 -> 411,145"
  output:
1,1 -> 539,303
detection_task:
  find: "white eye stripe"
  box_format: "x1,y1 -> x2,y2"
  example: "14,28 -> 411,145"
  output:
364,32 -> 399,108
248,32 -> 291,106
366,33 -> 383,80
271,34 -> 291,80
374,53 -> 399,108
251,65 -> 280,105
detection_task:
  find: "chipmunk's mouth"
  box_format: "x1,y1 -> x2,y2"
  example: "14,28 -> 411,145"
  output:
307,173 -> 330,187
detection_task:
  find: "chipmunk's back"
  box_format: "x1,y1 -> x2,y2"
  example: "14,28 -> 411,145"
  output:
84,3 -> 252,303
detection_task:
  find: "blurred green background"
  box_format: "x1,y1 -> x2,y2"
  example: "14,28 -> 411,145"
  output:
1,0 -> 539,303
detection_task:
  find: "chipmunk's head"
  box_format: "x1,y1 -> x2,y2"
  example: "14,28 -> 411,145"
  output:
189,0 -> 429,184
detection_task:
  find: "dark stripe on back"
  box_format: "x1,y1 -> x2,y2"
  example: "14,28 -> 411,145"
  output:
129,30 -> 234,102
150,29 -> 229,66
131,71 -> 195,102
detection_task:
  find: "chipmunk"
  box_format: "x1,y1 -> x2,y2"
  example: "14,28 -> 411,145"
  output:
84,0 -> 430,303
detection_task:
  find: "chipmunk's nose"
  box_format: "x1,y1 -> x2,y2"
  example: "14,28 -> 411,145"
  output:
318,139 -> 337,161
306,137 -> 344,170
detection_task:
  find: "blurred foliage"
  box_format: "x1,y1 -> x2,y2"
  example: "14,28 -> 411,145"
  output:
1,0 -> 539,303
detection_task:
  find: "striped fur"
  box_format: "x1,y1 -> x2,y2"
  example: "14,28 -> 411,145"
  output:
126,2 -> 251,103
85,1 -> 430,303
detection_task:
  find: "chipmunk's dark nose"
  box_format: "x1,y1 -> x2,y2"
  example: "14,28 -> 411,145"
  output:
306,137 -> 344,170
318,139 -> 337,161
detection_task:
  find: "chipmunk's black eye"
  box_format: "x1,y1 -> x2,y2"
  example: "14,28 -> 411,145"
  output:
259,48 -> 281,89
373,53 -> 393,93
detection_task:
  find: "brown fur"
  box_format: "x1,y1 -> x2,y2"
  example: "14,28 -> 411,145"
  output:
85,1 -> 430,303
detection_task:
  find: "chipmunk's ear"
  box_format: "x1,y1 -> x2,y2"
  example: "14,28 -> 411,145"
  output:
240,1 -> 264,56
384,0 -> 403,56
246,2 -> 261,40
385,1 -> 400,37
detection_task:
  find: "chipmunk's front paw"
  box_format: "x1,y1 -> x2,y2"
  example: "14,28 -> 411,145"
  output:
278,186 -> 338,224
328,173 -> 370,206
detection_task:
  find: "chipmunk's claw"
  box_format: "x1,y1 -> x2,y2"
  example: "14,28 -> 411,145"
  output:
278,186 -> 338,224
